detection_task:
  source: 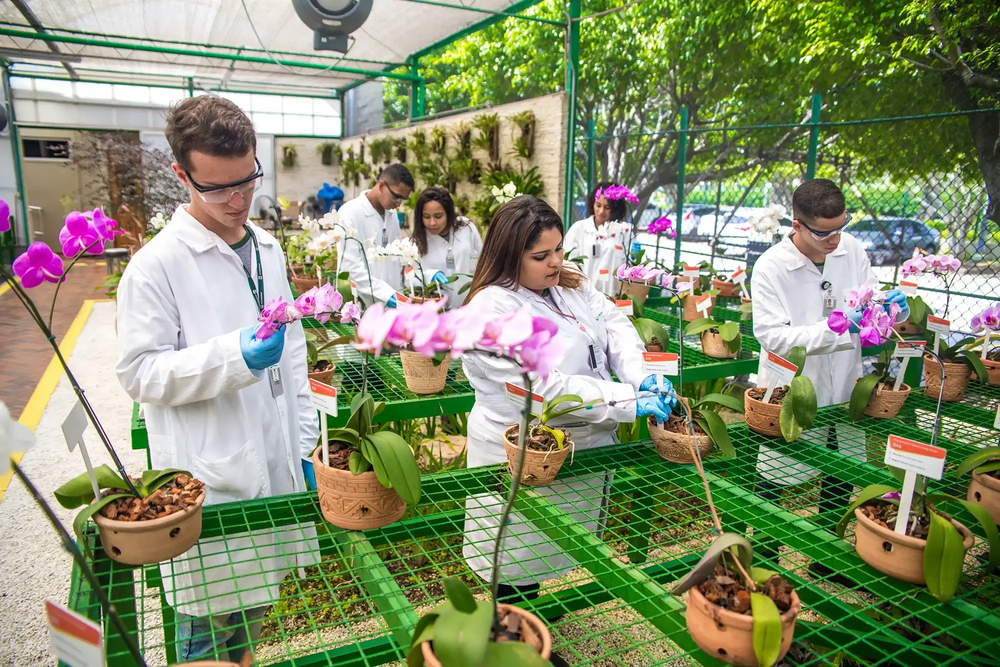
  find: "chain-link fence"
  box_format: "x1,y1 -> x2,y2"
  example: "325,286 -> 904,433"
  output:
573,107 -> 1000,335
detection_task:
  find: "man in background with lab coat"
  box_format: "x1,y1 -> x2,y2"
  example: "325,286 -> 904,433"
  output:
337,164 -> 414,307
116,96 -> 318,662
751,179 -> 907,567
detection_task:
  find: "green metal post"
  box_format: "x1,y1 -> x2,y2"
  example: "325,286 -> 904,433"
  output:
562,0 -> 580,228
673,107 -> 688,267
586,117 -> 595,195
409,59 -> 425,120
3,65 -> 28,244
806,93 -> 822,179
186,76 -> 193,98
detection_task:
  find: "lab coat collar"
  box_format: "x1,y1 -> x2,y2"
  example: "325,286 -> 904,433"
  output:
357,190 -> 396,218
170,204 -> 277,255
779,232 -> 847,272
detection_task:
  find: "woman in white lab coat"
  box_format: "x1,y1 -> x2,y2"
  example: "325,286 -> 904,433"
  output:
461,195 -> 676,605
563,182 -> 629,295
411,186 -> 482,307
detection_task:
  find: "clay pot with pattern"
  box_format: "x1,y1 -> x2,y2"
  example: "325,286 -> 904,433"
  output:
978,357 -> 1000,387
744,389 -> 783,438
291,274 -> 319,293
619,281 -> 651,302
400,350 -> 450,395
923,355 -> 970,402
683,294 -> 715,322
712,278 -> 740,298
700,331 -> 737,359
420,604 -> 552,667
313,449 -> 407,530
968,471 -> 1000,525
503,425 -> 572,487
861,380 -> 911,419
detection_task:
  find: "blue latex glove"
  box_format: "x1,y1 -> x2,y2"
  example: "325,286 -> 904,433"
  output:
240,324 -> 285,370
430,271 -> 449,284
843,306 -> 865,332
386,294 -> 397,308
637,374 -> 678,420
302,459 -> 316,491
883,289 -> 910,323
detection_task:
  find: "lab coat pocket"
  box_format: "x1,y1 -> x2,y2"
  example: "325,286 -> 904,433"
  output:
191,441 -> 266,505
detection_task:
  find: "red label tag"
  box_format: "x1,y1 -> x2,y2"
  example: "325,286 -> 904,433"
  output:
599,269 -> 609,275
615,299 -> 633,315
927,315 -> 949,326
643,352 -> 678,363
46,602 -> 100,646
766,351 -> 798,373
888,435 -> 946,459
615,245 -> 624,250
395,292 -> 410,303
309,379 -> 338,415
884,434 -> 946,479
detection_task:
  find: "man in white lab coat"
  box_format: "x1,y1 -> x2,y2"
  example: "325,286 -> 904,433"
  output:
116,97 -> 318,662
337,164 -> 414,307
751,179 -> 907,554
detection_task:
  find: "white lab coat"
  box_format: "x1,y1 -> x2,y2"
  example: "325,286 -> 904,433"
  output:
337,192 -> 402,305
751,232 -> 878,484
461,278 -> 647,584
116,204 -> 319,616
563,217 -> 628,296
416,220 -> 482,308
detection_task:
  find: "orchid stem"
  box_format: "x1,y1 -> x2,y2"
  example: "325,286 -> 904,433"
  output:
48,243 -> 100,331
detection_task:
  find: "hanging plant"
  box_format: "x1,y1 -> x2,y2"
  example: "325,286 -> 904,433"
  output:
452,122 -> 473,160
508,110 -> 536,159
317,142 -> 337,166
369,137 -> 393,164
409,129 -> 431,162
472,112 -> 500,163
393,137 -> 408,163
281,144 -> 298,168
430,125 -> 448,155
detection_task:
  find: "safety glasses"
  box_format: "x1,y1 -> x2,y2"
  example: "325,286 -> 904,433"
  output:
381,180 -> 408,204
797,211 -> 852,240
186,157 -> 263,205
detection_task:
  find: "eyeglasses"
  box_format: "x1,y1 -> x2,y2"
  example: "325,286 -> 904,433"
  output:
185,157 -> 263,205
381,180 -> 408,203
796,211 -> 852,240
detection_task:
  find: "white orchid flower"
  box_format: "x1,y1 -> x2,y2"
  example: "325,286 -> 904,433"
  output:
366,247 -> 379,263
0,402 -> 35,475
492,182 -> 521,204
320,210 -> 340,229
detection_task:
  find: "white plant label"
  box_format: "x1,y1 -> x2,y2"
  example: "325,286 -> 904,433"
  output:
505,382 -> 545,414
405,265 -> 416,293
926,315 -> 950,354
898,280 -> 919,297
310,379 -> 338,467
615,299 -> 634,315
760,351 -> 798,403
731,267 -> 747,284
994,403 -> 1000,430
681,265 -> 700,279
642,352 -> 678,376
884,434 -> 945,480
394,291 -> 411,304
695,293 -> 713,315
62,402 -> 100,504
46,601 -> 103,667
892,340 -> 925,390
982,331 -> 991,361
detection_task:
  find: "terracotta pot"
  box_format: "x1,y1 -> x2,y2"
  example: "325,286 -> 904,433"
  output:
701,331 -> 736,359
400,350 -> 450,395
744,391 -> 782,438
421,603 -> 551,667
93,492 -> 205,565
648,415 -> 713,464
686,585 -> 800,667
646,342 -> 664,353
853,508 -> 974,585
893,321 -> 923,336
308,364 -> 336,385
503,425 -> 572,487
968,471 -> 1000,525
712,278 -> 740,298
861,381 -> 911,419
923,355 -> 970,402
619,281 -> 651,302
976,358 -> 1000,386
312,449 -> 407,530
683,294 -> 715,322
291,274 -> 319,293
409,294 -> 445,305
741,296 -> 752,304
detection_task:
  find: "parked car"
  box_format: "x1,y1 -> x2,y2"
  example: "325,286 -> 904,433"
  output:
846,217 -> 940,265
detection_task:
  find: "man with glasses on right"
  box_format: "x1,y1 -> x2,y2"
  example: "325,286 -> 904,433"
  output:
750,179 -> 909,578
337,163 -> 414,307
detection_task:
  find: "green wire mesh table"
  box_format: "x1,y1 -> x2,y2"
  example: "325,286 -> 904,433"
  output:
81,393 -> 999,666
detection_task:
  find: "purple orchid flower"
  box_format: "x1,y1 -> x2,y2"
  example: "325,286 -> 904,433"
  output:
339,301 -> 361,324
12,242 -> 64,288
59,211 -> 104,257
0,198 -> 10,234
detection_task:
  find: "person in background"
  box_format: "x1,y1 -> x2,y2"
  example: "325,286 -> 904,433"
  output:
751,178 -> 908,574
116,96 -> 318,662
337,164 -> 414,307
461,196 -> 676,643
411,186 -> 483,308
563,182 -> 629,295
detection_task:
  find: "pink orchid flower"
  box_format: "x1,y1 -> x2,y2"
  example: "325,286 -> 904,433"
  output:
882,491 -> 901,501
339,301 -> 361,324
518,331 -> 565,379
91,208 -> 121,243
313,283 -> 344,323
480,307 -> 534,350
0,198 -> 10,234
828,310 -> 852,335
355,303 -> 399,357
416,305 -> 487,356
972,304 -> 1000,334
846,286 -> 874,309
59,211 -> 104,257
12,242 -> 64,288
293,288 -> 318,317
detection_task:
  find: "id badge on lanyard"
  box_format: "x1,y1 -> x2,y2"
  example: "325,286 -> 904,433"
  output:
446,232 -> 455,269
822,280 -> 837,317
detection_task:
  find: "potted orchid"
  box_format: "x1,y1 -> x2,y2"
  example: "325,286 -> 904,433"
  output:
293,284 -> 360,382
0,200 -> 207,565
684,316 -> 742,359
649,393 -> 742,464
958,447 -> 1000,526
970,304 -> 1000,386
744,346 -> 818,442
827,287 -> 913,420
670,265 -> 722,323
616,262 -> 665,303
355,299 -> 564,666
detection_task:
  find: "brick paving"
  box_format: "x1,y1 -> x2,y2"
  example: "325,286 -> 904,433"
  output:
0,261 -> 110,420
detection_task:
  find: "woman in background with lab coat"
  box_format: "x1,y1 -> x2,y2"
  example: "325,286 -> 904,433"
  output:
563,182 -> 629,295
411,186 -> 482,307
461,195 -> 676,609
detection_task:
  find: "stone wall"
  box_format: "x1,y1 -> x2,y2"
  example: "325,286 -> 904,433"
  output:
273,92 -> 569,222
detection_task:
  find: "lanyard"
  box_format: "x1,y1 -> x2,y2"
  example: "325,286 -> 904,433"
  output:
241,228 -> 265,315
532,289 -> 599,370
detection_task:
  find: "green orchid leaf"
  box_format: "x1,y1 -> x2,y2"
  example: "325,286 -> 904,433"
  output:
974,461 -> 1000,474
924,510 -> 965,602
926,493 -> 999,572
73,493 -> 133,559
751,592 -> 783,667
908,296 -> 926,326
544,399 -> 602,423
960,351 -> 990,385
348,450 -> 371,475
850,374 -> 881,422
727,331 -> 743,353
407,604 -> 446,667
836,484 -> 899,537
694,393 -> 745,414
684,318 -> 718,336
54,465 -> 129,509
442,577 -> 477,614
787,346 -> 807,377
886,465 -> 907,485
751,567 -> 779,587
718,321 -> 740,342
544,394 -> 584,413
779,397 -> 803,443
366,430 -> 422,505
481,641 -> 550,667
537,424 -> 566,448
698,411 -> 735,459
431,600 -> 492,667
790,376 -> 817,430
672,533 -> 753,594
458,282 -> 472,294
955,447 -> 1000,477
360,437 -> 391,489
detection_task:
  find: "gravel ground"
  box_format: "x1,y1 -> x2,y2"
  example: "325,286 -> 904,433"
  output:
0,301 -> 143,666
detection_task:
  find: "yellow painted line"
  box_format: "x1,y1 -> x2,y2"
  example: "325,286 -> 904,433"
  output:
0,299 -> 97,502
0,278 -> 15,299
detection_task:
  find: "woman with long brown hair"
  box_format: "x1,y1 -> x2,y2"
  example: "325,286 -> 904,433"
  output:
411,186 -> 482,307
462,195 -> 676,610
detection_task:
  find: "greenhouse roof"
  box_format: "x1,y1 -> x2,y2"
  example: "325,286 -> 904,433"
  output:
0,0 -> 548,96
